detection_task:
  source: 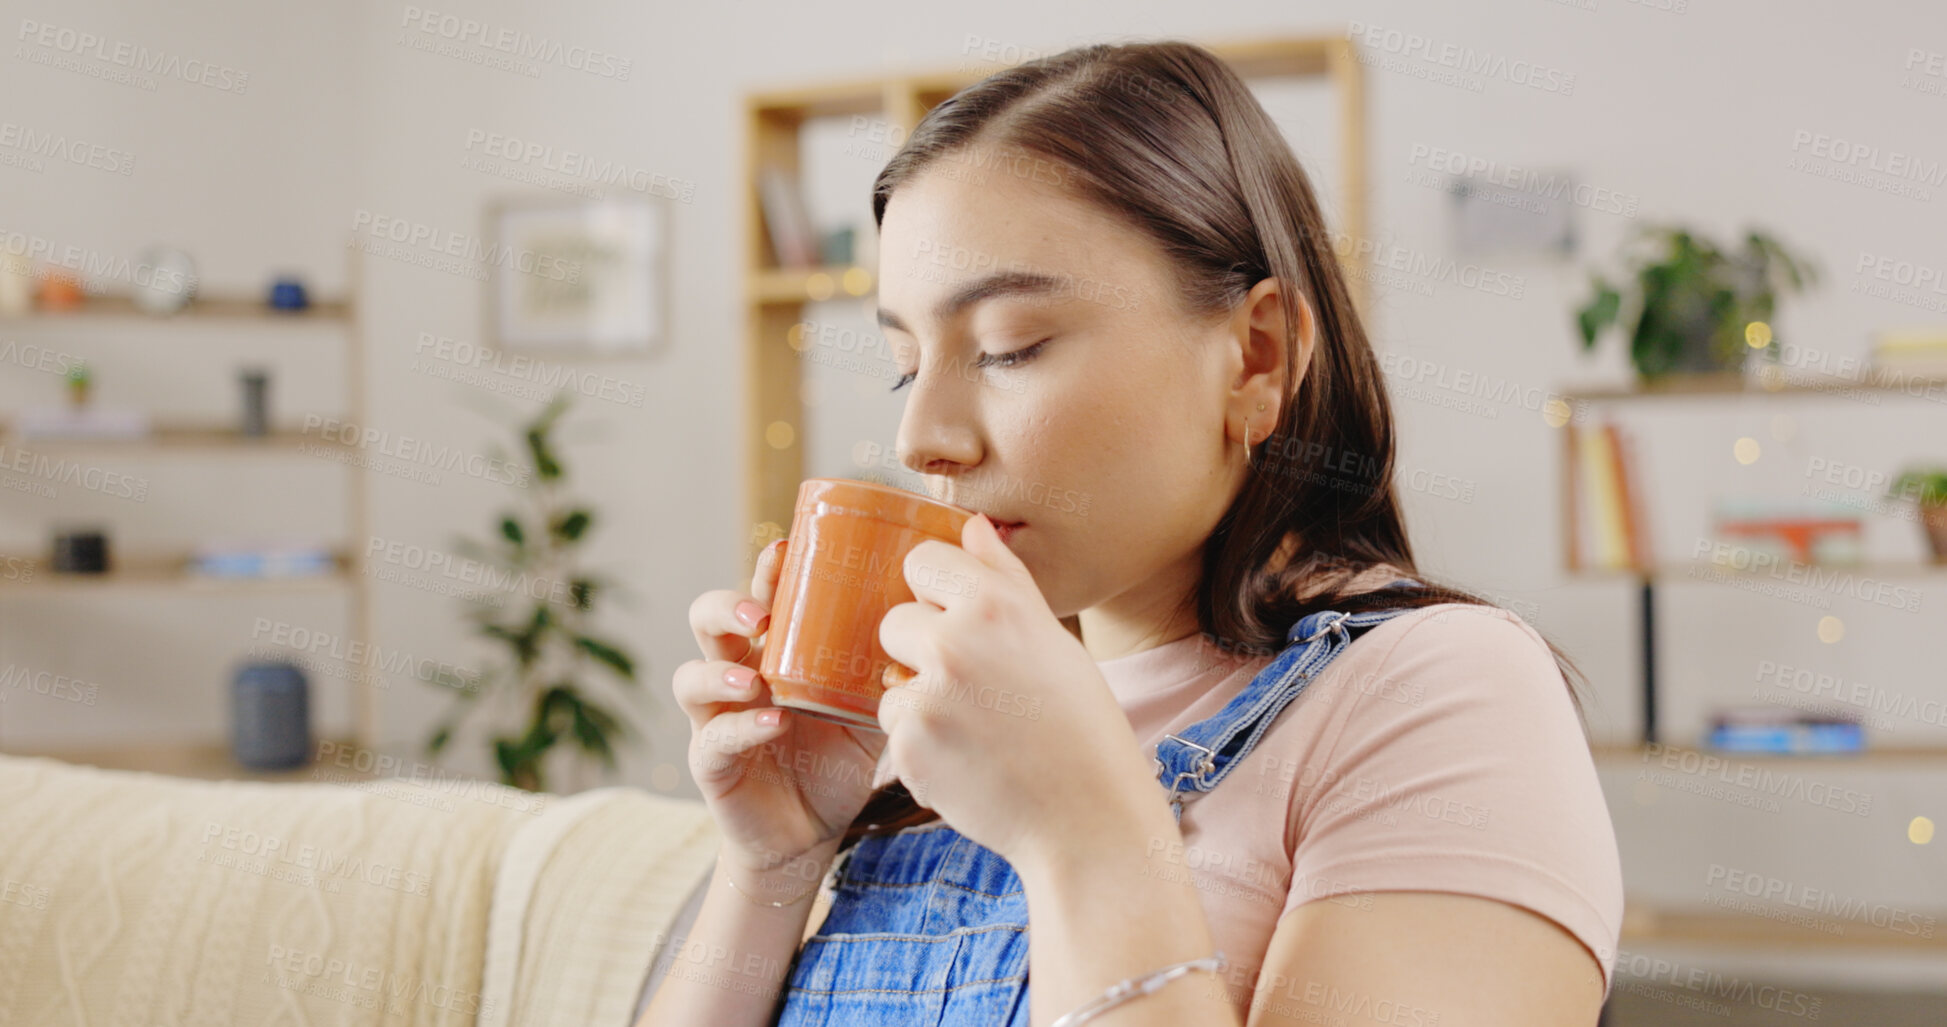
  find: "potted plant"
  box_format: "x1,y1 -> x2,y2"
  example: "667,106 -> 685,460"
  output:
424,393 -> 640,792
1891,467 -> 1947,563
65,361 -> 91,407
1575,225 -> 1817,384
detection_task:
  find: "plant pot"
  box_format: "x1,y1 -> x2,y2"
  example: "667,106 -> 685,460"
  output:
1924,504 -> 1947,563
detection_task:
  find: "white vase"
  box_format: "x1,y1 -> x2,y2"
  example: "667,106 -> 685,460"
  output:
0,254 -> 32,315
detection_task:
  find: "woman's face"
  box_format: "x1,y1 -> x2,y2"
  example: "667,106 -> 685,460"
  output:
875,154 -> 1262,624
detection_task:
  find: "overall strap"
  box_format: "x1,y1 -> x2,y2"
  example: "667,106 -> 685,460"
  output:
1152,582 -> 1423,822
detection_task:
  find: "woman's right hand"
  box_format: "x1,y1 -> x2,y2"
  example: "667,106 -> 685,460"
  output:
676,539 -> 888,887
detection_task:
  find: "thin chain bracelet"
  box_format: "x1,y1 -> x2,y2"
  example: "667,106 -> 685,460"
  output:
1048,950 -> 1228,1027
724,867 -> 822,907
723,848 -> 839,908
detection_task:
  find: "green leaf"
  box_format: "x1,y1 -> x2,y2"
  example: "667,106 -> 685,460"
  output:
538,684 -> 577,721
570,705 -> 616,767
1892,470 -> 1947,505
568,578 -> 597,611
478,620 -> 540,668
579,699 -> 629,746
428,723 -> 453,756
553,509 -> 592,542
1576,277 -> 1620,349
505,704 -> 560,777
493,738 -> 522,782
500,517 -> 525,548
526,428 -> 562,481
575,636 -> 636,681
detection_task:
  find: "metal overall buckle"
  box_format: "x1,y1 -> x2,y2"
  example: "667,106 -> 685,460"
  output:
1154,733 -> 1218,817
1294,610 -> 1351,645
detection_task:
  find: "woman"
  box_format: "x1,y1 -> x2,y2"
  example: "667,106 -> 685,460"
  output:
644,39 -> 1622,1027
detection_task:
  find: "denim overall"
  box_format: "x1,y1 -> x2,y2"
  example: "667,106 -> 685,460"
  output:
776,596 -> 1421,1026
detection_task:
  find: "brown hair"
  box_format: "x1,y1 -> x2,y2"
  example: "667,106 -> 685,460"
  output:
843,40 -> 1588,850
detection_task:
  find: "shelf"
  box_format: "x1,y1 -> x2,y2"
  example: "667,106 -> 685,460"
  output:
750,80 -> 890,120
1594,743 -> 1947,766
747,71 -> 1001,120
1562,369 -> 1947,402
748,265 -> 876,305
1,739 -> 375,783
0,245 -> 377,751
1621,899 -> 1947,950
1568,561 -> 1947,583
0,551 -> 355,592
0,422 -> 355,453
0,293 -> 352,323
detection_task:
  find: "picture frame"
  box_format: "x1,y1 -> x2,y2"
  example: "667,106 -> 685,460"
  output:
485,194 -> 666,354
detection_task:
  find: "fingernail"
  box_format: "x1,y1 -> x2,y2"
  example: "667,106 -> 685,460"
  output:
756,709 -> 781,727
765,538 -> 787,559
734,600 -> 769,629
724,665 -> 757,692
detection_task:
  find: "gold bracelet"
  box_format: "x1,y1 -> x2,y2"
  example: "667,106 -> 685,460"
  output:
724,862 -> 824,908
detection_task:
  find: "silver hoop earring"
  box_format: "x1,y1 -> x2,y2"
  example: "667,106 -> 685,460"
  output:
1243,401 -> 1267,469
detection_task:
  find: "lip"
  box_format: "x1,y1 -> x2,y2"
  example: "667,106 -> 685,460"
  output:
942,497 -> 1024,541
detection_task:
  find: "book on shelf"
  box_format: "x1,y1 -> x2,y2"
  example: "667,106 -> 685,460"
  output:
1712,499 -> 1863,566
1707,705 -> 1864,755
1871,328 -> 1947,379
188,542 -> 337,579
1567,420 -> 1651,571
757,166 -> 820,268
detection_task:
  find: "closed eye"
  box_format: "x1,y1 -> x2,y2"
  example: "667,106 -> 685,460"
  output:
890,338 -> 1050,392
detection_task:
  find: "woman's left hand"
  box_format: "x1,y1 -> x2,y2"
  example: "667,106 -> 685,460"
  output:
876,514 -> 1164,870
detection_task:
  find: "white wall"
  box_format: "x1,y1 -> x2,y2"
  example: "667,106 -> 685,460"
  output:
3,0 -> 1944,981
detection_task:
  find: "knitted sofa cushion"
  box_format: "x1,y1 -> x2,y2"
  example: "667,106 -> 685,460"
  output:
0,754 -> 717,1026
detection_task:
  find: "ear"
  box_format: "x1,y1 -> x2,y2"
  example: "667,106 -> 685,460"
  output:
1226,278 -> 1314,446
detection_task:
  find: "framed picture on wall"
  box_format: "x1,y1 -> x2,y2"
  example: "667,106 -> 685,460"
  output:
485,195 -> 666,354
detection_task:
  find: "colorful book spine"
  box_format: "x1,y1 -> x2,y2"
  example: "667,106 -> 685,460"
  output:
1564,421 -> 1651,572
1576,424 -> 1629,569
758,167 -> 819,267
1606,423 -> 1652,569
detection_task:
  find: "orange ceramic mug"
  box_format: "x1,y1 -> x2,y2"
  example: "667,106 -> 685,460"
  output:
760,478 -> 975,730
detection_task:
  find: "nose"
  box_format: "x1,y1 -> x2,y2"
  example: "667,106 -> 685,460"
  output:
894,363 -> 982,477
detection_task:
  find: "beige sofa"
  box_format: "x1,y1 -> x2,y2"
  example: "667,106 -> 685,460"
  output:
0,754 -> 720,1026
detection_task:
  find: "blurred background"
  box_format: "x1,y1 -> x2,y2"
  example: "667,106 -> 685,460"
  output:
0,1 -> 1942,1022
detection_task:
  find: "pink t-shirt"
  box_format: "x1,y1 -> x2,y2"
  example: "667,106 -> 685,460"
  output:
1100,599 -> 1623,1011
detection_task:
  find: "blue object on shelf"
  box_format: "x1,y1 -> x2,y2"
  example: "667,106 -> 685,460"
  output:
191,547 -> 335,578
1706,721 -> 1864,755
232,661 -> 311,769
268,276 -> 309,312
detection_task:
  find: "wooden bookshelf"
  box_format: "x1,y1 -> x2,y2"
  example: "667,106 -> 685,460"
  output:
0,252 -> 378,762
0,421 -> 357,452
0,292 -> 352,322
1593,743 -> 1947,766
1560,372 -> 1947,745
1621,899 -> 1947,951
748,265 -> 877,306
1561,369 -> 1947,402
741,37 -> 1369,577
0,551 -> 355,591
1569,561 -> 1947,583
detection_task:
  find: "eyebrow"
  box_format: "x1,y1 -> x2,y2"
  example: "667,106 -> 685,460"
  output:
875,270 -> 1068,334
